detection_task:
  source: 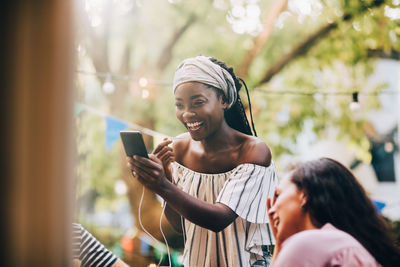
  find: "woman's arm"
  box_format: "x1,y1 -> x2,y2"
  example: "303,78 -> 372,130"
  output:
159,178 -> 238,232
164,204 -> 183,234
113,259 -> 129,267
128,155 -> 237,232
73,224 -> 129,267
73,259 -> 129,267
152,139 -> 183,233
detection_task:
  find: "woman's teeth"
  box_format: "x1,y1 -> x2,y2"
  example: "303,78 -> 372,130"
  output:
187,121 -> 203,130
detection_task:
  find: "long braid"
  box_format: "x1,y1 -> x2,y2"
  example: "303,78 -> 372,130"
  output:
239,77 -> 257,136
209,58 -> 256,136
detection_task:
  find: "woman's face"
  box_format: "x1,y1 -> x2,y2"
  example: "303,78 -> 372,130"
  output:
174,82 -> 226,141
268,172 -> 307,244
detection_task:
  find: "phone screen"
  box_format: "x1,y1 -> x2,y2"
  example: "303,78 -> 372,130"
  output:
120,131 -> 149,158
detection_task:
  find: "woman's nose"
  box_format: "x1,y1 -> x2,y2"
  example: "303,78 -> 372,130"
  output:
182,110 -> 196,120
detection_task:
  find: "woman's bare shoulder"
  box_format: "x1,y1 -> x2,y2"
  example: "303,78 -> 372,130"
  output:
173,132 -> 190,145
240,135 -> 272,167
172,133 -> 191,161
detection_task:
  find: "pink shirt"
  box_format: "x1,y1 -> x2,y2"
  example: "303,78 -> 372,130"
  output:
273,223 -> 381,267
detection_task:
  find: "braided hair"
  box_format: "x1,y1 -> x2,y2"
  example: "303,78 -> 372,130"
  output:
208,57 -> 257,136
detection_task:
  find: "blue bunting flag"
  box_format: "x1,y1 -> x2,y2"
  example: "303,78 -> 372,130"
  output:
105,116 -> 129,151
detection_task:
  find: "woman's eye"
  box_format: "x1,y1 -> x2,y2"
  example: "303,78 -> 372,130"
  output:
175,103 -> 183,109
193,101 -> 204,106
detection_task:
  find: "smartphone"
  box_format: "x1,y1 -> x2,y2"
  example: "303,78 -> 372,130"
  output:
120,131 -> 149,158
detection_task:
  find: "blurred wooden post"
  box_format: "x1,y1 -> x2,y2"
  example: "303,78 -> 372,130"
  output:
0,1 -> 74,265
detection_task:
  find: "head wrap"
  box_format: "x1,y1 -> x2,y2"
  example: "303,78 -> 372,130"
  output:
172,55 -> 237,109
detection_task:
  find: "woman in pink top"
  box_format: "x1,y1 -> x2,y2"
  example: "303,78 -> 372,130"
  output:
267,158 -> 400,267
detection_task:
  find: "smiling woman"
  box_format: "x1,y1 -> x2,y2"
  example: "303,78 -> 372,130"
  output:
267,158 -> 400,267
126,55 -> 277,267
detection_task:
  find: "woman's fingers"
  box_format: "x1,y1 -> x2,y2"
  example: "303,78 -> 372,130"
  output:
133,155 -> 167,179
267,197 -> 274,223
153,140 -> 174,169
126,158 -> 135,171
131,157 -> 162,176
132,155 -> 162,170
135,170 -> 158,187
126,154 -> 170,193
132,163 -> 168,192
271,188 -> 277,206
267,197 -> 278,238
126,156 -> 134,164
155,146 -> 174,160
127,156 -> 162,182
159,151 -> 174,163
153,139 -> 173,154
148,154 -> 164,164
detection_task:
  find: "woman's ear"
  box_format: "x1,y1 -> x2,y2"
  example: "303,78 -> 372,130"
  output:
219,95 -> 228,110
300,192 -> 307,211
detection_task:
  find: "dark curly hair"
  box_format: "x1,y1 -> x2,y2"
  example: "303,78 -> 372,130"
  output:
291,158 -> 400,267
207,57 -> 256,136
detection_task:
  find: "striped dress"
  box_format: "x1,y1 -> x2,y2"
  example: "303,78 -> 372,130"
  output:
72,223 -> 118,267
172,162 -> 278,267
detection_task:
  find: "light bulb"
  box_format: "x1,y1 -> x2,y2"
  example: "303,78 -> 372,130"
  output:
103,73 -> 115,94
384,142 -> 394,153
350,91 -> 360,112
142,89 -> 150,99
103,81 -> 115,94
139,77 -> 148,87
350,101 -> 360,112
114,180 -> 127,195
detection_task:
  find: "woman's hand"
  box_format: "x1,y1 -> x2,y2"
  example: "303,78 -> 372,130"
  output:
267,190 -> 278,239
126,154 -> 169,194
267,189 -> 281,264
153,138 -> 174,182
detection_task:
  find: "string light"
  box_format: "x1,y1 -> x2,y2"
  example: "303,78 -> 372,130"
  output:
142,89 -> 150,99
77,70 -> 400,96
350,91 -> 361,112
102,73 -> 115,94
255,88 -> 399,96
384,141 -> 394,153
139,77 -> 148,87
76,70 -> 171,86
114,180 -> 127,195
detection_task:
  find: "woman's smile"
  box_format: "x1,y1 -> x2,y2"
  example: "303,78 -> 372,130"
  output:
185,121 -> 204,131
175,82 -> 226,141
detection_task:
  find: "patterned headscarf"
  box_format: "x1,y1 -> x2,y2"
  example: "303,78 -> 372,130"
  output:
172,55 -> 237,109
